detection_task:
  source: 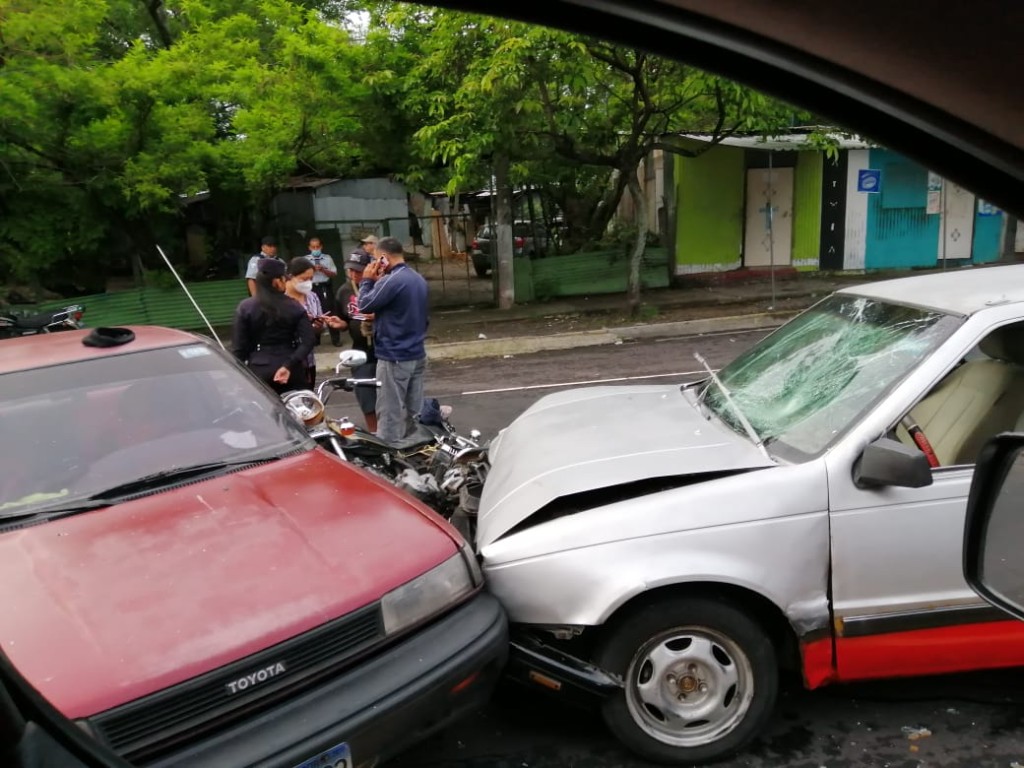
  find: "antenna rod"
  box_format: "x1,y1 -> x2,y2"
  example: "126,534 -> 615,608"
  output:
155,245 -> 226,350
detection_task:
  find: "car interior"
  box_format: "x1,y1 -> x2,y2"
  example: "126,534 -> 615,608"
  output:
897,322 -> 1024,466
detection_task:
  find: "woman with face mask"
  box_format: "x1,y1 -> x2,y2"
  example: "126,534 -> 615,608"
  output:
232,258 -> 317,394
285,257 -> 345,388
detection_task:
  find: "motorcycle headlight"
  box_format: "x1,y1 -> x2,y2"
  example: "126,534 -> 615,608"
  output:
381,550 -> 477,636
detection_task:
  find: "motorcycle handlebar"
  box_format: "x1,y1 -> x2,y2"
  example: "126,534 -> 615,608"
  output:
314,376 -> 381,404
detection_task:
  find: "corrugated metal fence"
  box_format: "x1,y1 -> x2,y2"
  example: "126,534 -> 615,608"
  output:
36,281 -> 246,331
30,247 -> 671,331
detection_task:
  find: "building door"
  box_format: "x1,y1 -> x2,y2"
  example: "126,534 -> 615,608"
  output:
744,168 -> 794,267
939,181 -> 975,260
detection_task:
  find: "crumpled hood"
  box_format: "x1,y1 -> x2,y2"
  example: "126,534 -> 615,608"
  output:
0,450 -> 457,719
476,384 -> 774,546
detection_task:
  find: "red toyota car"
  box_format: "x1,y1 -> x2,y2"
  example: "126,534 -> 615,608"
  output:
0,327 -> 507,768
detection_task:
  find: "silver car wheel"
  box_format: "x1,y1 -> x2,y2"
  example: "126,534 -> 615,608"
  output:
624,626 -> 755,747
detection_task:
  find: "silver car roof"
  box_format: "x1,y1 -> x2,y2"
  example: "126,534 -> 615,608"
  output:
839,264 -> 1024,316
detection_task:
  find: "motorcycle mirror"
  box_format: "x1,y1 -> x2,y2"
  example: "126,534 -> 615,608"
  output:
339,349 -> 367,369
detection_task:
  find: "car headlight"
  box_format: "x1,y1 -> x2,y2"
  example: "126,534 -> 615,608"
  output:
381,549 -> 477,636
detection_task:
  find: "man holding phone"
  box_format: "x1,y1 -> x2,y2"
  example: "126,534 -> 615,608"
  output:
305,236 -> 340,346
357,237 -> 429,443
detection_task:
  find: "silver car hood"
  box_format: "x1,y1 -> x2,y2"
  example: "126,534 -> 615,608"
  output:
476,384 -> 775,547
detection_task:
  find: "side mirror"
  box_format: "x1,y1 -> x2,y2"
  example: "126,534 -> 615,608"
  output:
339,349 -> 367,369
963,433 -> 1024,622
853,437 -> 934,489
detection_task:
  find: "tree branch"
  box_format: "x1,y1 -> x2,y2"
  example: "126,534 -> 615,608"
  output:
144,0 -> 174,49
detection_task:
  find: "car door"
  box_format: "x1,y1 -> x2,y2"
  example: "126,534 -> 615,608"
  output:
826,318 -> 1024,682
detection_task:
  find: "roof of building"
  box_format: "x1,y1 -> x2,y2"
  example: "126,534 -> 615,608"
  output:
678,130 -> 874,151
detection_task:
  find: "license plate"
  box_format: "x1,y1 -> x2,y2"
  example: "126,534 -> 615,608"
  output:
294,741 -> 352,768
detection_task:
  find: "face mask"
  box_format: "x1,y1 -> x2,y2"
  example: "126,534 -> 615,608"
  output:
294,279 -> 314,295
310,249 -> 322,257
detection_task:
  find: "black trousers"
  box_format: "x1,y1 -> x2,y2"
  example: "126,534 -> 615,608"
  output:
312,282 -> 340,344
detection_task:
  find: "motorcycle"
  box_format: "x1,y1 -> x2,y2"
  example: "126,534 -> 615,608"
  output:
282,350 -> 488,539
0,304 -> 85,340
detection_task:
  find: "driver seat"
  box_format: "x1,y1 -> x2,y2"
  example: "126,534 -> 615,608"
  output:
902,323 -> 1024,466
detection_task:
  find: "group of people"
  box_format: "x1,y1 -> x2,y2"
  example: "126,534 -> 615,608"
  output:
232,233 -> 429,443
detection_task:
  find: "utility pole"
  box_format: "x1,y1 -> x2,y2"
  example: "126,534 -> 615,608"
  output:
494,152 -> 514,309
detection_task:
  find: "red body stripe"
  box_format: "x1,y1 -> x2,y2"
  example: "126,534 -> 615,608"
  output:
799,637 -> 837,689
820,621 -> 1024,683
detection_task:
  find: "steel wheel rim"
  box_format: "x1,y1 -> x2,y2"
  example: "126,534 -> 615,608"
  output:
623,625 -> 755,747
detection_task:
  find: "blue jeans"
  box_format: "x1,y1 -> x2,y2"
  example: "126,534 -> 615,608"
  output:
376,357 -> 426,443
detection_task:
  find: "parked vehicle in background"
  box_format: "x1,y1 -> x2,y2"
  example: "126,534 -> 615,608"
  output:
0,304 -> 84,339
0,326 -> 507,768
482,265 -> 1024,764
470,222 -> 550,277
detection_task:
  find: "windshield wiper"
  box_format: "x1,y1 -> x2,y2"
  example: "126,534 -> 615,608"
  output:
0,499 -> 113,523
86,457 -> 278,501
693,352 -> 771,460
0,455 -> 285,524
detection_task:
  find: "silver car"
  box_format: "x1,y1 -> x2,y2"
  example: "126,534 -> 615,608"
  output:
478,264 -> 1024,764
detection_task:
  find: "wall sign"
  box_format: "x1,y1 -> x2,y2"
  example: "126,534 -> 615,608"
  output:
857,169 -> 882,193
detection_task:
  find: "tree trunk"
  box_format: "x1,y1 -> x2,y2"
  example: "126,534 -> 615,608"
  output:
587,169 -> 631,246
626,173 -> 647,317
494,153 -> 515,309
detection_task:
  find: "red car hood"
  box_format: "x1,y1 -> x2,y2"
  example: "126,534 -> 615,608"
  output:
0,449 -> 458,719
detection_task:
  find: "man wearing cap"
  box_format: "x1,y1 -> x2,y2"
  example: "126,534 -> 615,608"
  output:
335,249 -> 379,432
351,233 -> 378,265
357,237 -> 429,443
245,236 -> 284,297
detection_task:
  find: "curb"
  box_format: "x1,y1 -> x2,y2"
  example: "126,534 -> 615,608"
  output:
315,310 -> 799,369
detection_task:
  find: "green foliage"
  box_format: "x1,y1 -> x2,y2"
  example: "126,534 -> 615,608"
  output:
0,0 -> 370,289
363,3 -> 809,247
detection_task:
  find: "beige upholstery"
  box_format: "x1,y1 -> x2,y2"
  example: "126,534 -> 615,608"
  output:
902,323 -> 1024,466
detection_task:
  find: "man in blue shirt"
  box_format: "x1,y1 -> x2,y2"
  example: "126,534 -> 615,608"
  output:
357,237 -> 429,443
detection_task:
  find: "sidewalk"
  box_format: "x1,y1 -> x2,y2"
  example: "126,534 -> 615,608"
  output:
313,268 -> 936,369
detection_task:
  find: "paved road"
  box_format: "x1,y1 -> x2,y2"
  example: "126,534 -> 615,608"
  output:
325,332 -> 1024,768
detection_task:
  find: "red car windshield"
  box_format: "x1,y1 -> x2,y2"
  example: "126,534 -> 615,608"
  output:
0,343 -> 310,518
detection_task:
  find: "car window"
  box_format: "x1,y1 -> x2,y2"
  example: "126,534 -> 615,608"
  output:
704,295 -> 963,459
0,344 -> 310,517
893,321 -> 1024,467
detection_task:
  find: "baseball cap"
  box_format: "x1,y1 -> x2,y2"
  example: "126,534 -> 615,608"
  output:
345,251 -> 372,271
359,234 -> 379,245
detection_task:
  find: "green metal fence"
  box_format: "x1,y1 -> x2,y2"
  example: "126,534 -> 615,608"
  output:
522,247 -> 670,301
36,280 -> 247,331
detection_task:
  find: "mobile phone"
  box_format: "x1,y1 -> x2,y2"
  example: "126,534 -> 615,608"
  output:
378,255 -> 389,268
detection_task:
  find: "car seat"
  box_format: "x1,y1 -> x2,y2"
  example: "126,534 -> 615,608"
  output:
900,322 -> 1024,466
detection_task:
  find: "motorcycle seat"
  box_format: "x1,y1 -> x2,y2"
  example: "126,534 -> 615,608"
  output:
12,312 -> 58,330
389,424 -> 439,451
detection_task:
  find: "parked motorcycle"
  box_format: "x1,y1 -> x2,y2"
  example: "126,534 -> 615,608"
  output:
0,304 -> 85,340
282,350 -> 488,539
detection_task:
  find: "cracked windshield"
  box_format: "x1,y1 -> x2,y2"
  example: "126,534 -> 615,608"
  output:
704,295 -> 962,457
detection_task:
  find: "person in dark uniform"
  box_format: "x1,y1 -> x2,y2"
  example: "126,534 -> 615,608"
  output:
232,257 -> 316,394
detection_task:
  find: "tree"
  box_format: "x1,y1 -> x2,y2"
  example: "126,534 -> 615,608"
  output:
0,0 -> 369,289
364,5 -> 806,312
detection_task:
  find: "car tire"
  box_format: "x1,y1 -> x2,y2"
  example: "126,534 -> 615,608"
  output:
473,262 -> 489,278
594,598 -> 778,765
